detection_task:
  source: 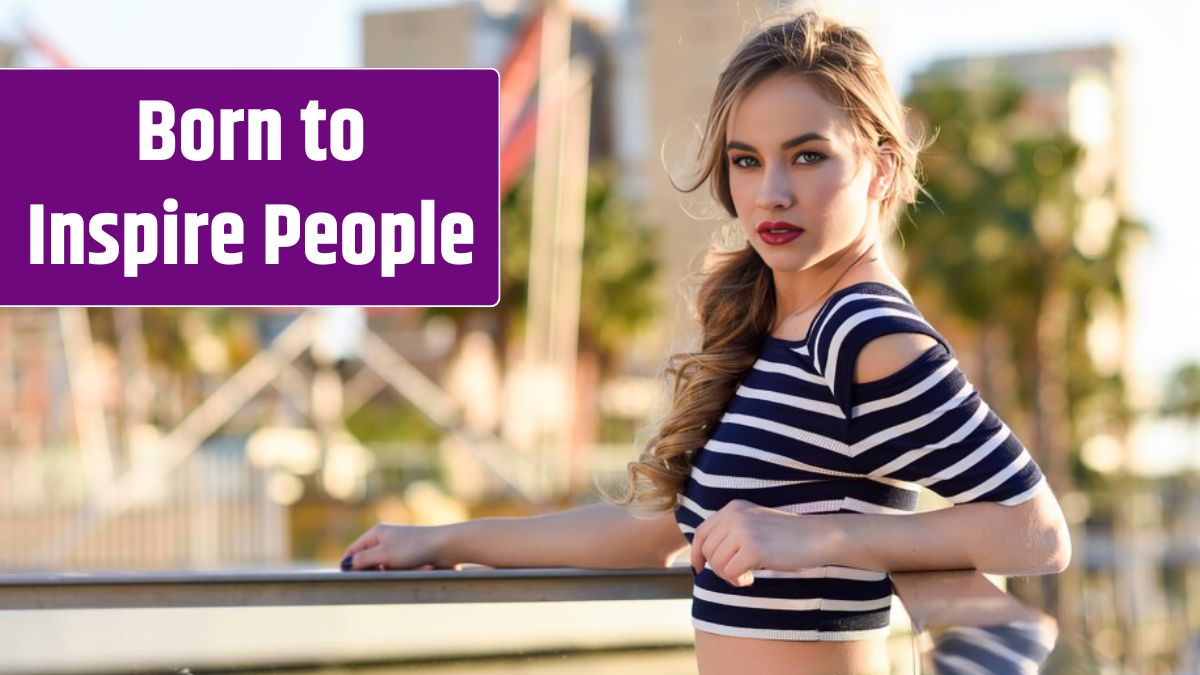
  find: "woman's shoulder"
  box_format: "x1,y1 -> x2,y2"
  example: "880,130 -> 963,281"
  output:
769,273 -> 913,342
853,331 -> 942,385
810,278 -> 957,413
814,278 -> 947,354
813,277 -> 922,334
824,277 -> 944,384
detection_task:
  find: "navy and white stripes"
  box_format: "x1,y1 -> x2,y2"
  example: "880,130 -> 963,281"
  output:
674,281 -> 1047,642
932,622 -> 1058,674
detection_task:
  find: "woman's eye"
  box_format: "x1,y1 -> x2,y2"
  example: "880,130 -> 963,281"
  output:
729,153 -> 823,168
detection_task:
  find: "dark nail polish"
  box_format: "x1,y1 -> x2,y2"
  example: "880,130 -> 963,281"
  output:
340,555 -> 353,571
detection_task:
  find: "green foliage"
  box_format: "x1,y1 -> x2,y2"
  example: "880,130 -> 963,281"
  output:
1160,362 -> 1200,421
428,163 -> 661,372
596,412 -> 642,445
902,66 -> 1146,487
903,75 -> 1076,331
344,398 -> 444,444
576,166 -> 661,362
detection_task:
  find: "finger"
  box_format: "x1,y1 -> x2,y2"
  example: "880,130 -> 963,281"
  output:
725,549 -> 758,587
690,517 -> 717,573
689,536 -> 702,575
708,533 -> 741,585
345,527 -> 379,555
351,545 -> 387,570
705,533 -> 734,581
342,527 -> 381,558
700,526 -> 732,577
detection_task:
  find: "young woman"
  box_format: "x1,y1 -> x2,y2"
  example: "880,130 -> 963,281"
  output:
341,10 -> 1072,675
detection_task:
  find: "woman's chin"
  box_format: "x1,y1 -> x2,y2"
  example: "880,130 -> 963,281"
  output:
759,252 -> 816,273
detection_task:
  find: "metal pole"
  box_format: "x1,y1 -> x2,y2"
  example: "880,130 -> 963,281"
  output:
546,57 -> 593,496
523,0 -> 573,499
58,307 -> 113,496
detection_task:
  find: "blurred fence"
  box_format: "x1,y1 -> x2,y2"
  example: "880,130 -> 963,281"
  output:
0,449 -> 287,571
0,440 -> 640,574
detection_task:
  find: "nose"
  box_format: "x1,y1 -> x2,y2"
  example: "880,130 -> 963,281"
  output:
754,163 -> 794,211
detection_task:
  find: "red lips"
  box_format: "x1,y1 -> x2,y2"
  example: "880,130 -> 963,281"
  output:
757,221 -> 804,246
756,220 -> 803,234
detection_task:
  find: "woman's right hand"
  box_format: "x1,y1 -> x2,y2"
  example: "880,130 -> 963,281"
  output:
340,522 -> 453,572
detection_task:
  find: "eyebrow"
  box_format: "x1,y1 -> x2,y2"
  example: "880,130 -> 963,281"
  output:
725,132 -> 830,153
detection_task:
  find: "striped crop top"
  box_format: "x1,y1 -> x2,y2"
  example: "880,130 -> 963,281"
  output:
673,281 -> 1047,642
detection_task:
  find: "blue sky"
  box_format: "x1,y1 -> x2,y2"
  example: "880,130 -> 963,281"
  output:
0,0 -> 1196,469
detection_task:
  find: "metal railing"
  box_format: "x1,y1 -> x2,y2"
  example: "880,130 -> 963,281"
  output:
0,565 -> 691,610
0,565 -> 1080,675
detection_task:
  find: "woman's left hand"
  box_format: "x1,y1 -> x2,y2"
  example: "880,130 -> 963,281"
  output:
689,499 -> 839,587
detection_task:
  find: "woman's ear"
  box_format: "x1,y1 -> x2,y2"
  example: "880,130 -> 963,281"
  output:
869,142 -> 898,201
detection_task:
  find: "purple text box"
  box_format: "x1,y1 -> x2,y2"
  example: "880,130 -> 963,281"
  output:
0,69 -> 499,306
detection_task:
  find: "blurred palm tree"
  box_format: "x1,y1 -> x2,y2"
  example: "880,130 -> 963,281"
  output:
903,70 -> 1143,497
902,70 -> 1147,628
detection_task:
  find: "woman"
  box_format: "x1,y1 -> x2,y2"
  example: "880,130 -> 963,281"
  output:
341,10 -> 1072,675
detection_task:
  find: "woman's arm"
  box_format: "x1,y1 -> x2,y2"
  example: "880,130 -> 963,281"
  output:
843,332 -> 1072,575
821,483 -> 1071,575
688,485 -> 1070,586
434,502 -> 690,570
689,330 -> 1073,586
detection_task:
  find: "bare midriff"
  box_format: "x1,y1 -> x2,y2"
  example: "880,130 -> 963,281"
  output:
694,629 -> 891,675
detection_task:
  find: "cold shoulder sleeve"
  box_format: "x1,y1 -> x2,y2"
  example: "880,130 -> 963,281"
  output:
810,286 -> 1046,506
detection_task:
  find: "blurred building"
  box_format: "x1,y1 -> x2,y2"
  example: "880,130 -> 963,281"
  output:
362,2 -> 625,499
912,44 -> 1130,205
613,0 -> 795,356
363,2 -> 614,163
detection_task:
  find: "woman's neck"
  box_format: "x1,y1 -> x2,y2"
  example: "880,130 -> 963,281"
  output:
771,238 -> 889,328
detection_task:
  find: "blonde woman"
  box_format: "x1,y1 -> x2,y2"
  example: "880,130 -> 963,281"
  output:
341,10 -> 1072,675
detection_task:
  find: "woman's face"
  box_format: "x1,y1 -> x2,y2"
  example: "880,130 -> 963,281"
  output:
725,72 -> 890,275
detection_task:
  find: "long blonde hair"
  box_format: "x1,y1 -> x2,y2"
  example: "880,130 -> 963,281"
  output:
599,9 -> 932,517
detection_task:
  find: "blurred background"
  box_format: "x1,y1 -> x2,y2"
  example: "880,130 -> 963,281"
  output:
0,0 -> 1197,673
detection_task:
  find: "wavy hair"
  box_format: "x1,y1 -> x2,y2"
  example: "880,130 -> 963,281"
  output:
599,10 -> 932,518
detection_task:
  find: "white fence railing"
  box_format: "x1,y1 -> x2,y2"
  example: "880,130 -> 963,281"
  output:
0,449 -> 287,571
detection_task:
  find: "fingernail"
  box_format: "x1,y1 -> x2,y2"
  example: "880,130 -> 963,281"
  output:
340,555 -> 353,571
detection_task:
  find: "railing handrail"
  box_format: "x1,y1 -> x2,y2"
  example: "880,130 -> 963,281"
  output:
2,565 -> 1066,670
2,565 -> 1047,630
0,564 -> 695,610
